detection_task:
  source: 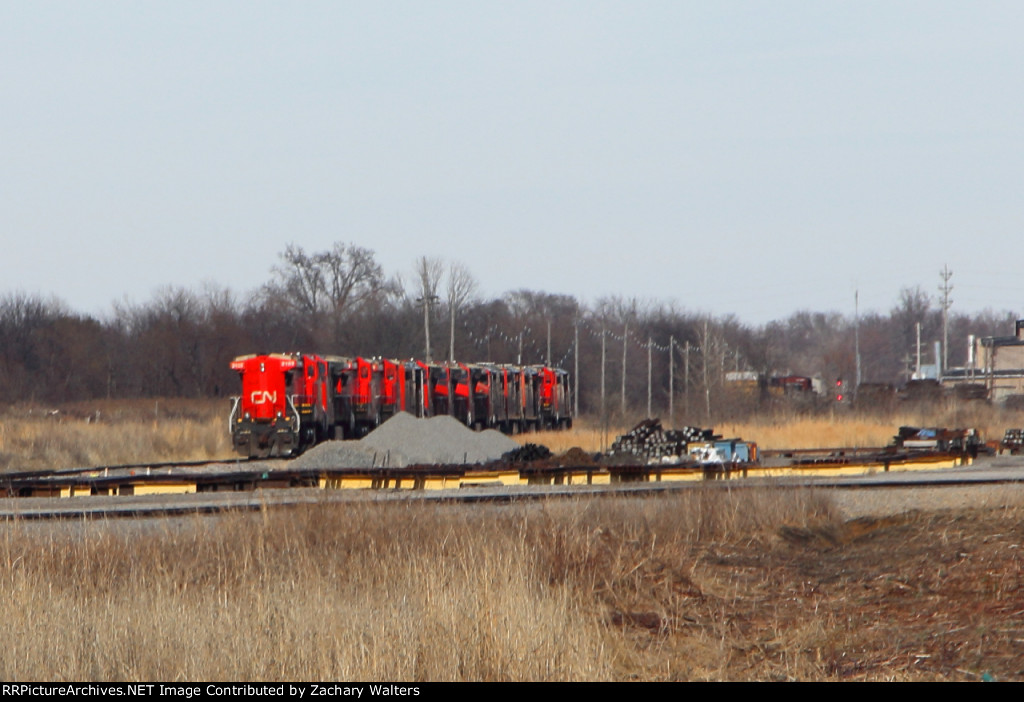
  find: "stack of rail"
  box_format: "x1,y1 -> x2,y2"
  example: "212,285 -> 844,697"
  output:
608,419 -> 718,464
1001,428 -> 1024,454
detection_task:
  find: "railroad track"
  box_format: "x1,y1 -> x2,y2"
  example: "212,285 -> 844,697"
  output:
2,452 -> 1023,521
0,456 -> 284,498
0,457 -> 256,482
0,445 -> 975,501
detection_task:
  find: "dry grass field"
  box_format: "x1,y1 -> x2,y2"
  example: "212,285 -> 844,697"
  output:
2,400 -> 1024,680
0,399 -> 232,472
3,397 -> 1019,472
529,402 -> 1024,454
2,489 -> 1023,681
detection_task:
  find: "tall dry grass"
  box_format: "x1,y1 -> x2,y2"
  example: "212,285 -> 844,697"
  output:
0,399 -> 233,471
525,402 -> 1024,452
4,397 -> 1020,472
719,402 -> 1024,449
0,488 -> 836,681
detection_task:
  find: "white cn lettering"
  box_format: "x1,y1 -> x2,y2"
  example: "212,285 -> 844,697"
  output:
250,391 -> 278,405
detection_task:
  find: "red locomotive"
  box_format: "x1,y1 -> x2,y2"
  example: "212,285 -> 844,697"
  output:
229,352 -> 572,458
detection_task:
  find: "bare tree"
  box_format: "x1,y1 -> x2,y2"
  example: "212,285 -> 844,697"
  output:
321,242 -> 389,321
270,244 -> 325,319
268,242 -> 389,347
445,261 -> 478,362
891,286 -> 938,379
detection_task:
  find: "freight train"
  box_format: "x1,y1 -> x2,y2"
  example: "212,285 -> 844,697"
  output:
229,352 -> 572,458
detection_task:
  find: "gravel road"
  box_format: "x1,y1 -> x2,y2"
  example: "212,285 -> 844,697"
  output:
828,482 -> 1024,518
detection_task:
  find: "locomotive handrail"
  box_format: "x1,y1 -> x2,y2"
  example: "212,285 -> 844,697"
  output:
287,395 -> 302,437
228,396 -> 240,434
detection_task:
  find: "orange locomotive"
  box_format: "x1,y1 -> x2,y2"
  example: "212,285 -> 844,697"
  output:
229,352 -> 572,458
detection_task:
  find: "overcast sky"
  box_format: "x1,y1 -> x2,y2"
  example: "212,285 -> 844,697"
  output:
2,1 -> 1022,324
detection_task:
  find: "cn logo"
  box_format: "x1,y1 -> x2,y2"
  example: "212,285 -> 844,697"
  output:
250,391 -> 278,405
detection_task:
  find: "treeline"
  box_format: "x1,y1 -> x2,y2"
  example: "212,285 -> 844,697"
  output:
1,242 -> 1017,419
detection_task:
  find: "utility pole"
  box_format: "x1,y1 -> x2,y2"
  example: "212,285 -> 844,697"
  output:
939,265 -> 953,377
684,340 -> 690,417
647,336 -> 652,419
703,319 -> 711,422
573,317 -> 579,418
669,335 -> 675,427
448,308 -> 455,363
600,326 -> 607,452
915,322 -> 922,379
546,320 -> 551,366
621,321 -> 628,416
855,289 -> 861,399
417,295 -> 438,362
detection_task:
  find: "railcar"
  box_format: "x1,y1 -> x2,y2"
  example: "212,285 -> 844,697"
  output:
536,365 -> 572,429
229,352 -> 573,458
228,353 -> 333,458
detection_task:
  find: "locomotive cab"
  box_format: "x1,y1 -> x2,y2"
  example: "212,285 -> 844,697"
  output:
229,353 -> 331,458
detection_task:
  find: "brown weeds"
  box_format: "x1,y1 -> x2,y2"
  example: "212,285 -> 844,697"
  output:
0,399 -> 232,471
0,487 -> 834,681
2,487 -> 1020,681
528,403 -> 1024,453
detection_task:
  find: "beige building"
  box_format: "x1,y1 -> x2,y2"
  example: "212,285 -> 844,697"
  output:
974,320 -> 1024,403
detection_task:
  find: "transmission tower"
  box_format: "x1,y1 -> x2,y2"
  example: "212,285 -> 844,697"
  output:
939,265 -> 953,376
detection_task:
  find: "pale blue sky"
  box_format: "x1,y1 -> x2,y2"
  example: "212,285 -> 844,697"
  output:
2,1 -> 1022,323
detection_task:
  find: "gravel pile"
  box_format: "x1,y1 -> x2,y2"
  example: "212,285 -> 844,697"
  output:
292,412 -> 520,469
291,441 -> 380,470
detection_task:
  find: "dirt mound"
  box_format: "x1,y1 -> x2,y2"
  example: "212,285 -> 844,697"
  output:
560,446 -> 597,465
501,443 -> 552,463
